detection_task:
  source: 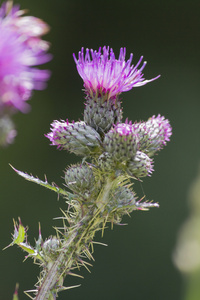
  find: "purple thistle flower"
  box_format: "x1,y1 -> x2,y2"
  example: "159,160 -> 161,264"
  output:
0,1 -> 51,113
73,46 -> 160,99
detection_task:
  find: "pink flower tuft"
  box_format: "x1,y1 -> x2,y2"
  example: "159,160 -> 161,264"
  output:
0,1 -> 52,113
73,46 -> 160,99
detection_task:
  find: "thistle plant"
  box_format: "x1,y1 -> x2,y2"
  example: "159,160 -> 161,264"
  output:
0,1 -> 51,146
7,46 -> 172,300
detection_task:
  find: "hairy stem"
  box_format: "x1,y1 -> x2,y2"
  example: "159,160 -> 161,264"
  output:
35,178 -> 113,300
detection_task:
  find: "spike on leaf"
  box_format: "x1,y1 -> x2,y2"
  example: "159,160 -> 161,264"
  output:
9,164 -> 72,197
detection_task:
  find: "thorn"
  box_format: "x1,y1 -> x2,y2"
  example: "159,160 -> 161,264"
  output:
101,216 -> 108,237
44,174 -> 48,183
92,241 -> 108,247
79,259 -> 93,267
116,222 -> 128,226
83,247 -> 95,261
80,260 -> 92,273
24,289 -> 38,293
18,217 -> 22,225
9,163 -> 17,172
59,284 -> 81,291
52,226 -> 64,237
90,242 -> 94,253
38,222 -> 42,238
68,272 -> 84,279
24,290 -> 36,300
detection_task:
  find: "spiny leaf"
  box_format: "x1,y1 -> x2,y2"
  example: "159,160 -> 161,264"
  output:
13,222 -> 26,245
10,164 -> 72,198
3,219 -> 25,250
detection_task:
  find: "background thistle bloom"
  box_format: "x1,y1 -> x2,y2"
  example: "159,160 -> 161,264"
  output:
0,115 -> 16,146
0,1 -> 51,113
73,46 -> 160,99
0,1 -> 51,146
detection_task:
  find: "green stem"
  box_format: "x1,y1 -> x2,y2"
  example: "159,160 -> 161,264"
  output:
35,178 -> 113,300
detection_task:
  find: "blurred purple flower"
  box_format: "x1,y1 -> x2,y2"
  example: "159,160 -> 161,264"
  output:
73,46 -> 160,99
0,1 -> 52,113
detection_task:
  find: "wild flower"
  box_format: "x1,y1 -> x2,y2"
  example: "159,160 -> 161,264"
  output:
73,46 -> 160,100
0,1 -> 51,146
8,46 -> 172,300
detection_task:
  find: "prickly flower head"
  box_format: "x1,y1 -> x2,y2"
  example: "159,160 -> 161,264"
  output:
46,120 -> 102,157
73,46 -> 160,99
103,121 -> 139,162
132,114 -> 172,156
0,1 -> 51,113
114,122 -> 133,136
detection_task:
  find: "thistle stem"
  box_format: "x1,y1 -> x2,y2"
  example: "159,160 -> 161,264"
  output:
35,178 -> 113,300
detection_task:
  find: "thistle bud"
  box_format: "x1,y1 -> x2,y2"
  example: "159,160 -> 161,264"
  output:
107,186 -> 136,223
84,95 -> 122,134
98,152 -> 116,173
42,236 -> 60,260
46,120 -> 102,157
127,151 -> 153,178
110,186 -> 136,209
132,115 -> 172,156
103,122 -> 139,162
144,114 -> 172,155
65,164 -> 96,198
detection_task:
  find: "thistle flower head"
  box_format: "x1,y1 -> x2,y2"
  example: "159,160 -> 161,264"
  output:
46,120 -> 102,157
145,114 -> 172,145
136,114 -> 172,156
64,164 -> 97,199
103,121 -> 139,162
127,151 -> 154,178
0,1 -> 51,113
114,121 -> 133,136
73,46 -> 160,99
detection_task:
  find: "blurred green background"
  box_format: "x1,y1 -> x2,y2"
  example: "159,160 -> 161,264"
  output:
1,0 -> 200,299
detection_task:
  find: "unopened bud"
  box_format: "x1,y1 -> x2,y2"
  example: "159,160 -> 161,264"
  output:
42,236 -> 60,259
65,164 -> 96,198
127,151 -> 153,178
46,120 -> 102,157
103,122 -> 139,162
84,95 -> 122,134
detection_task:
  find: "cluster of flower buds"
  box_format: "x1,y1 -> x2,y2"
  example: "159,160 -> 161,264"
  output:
9,45 -> 172,300
46,45 -> 172,218
47,46 -> 171,182
0,1 -> 51,146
